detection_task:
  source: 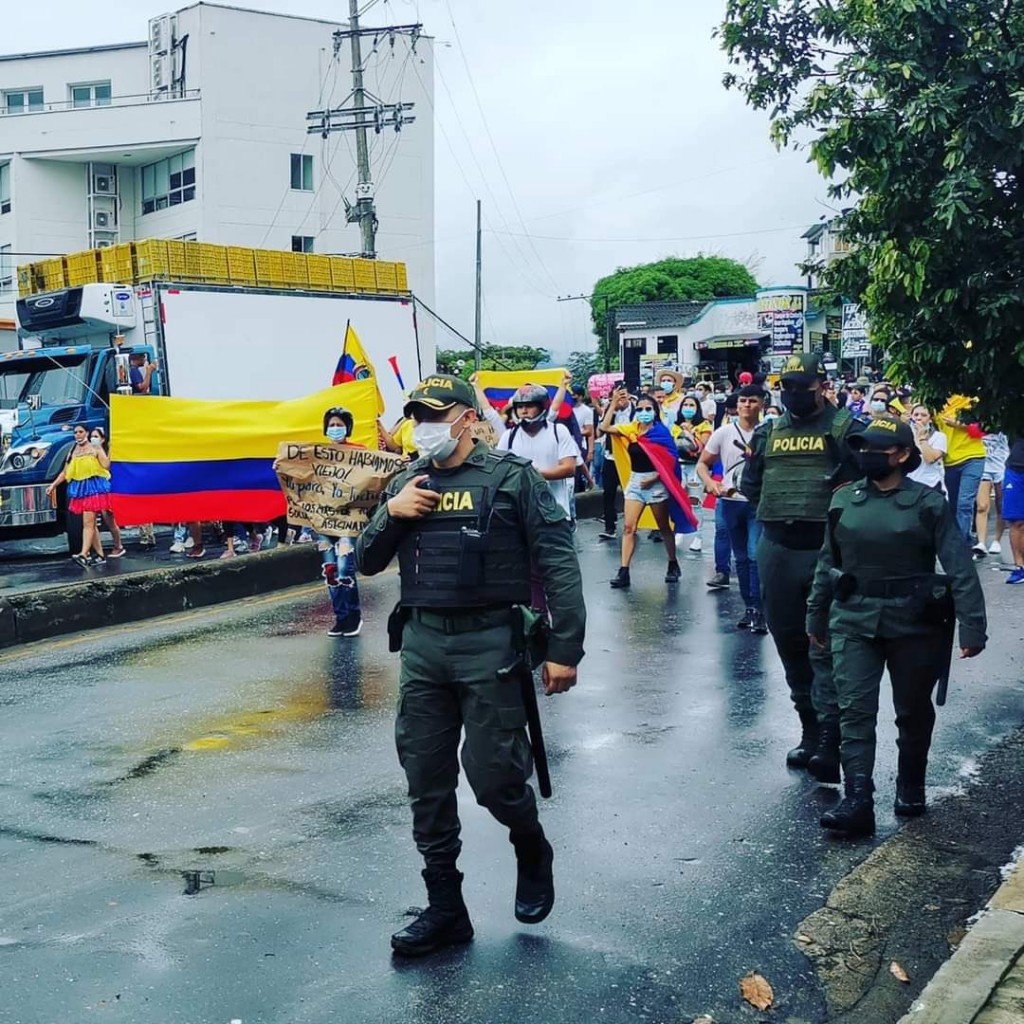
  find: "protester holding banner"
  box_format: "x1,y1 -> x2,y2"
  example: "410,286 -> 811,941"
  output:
316,407 -> 364,637
602,393 -> 684,588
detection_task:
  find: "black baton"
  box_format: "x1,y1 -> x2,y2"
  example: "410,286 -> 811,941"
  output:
499,660 -> 552,799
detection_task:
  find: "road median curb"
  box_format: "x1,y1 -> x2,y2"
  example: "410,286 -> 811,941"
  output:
898,857 -> 1024,1024
0,545 -> 322,650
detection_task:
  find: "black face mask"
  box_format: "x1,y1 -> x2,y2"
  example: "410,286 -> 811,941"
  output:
857,450 -> 898,480
781,389 -> 819,418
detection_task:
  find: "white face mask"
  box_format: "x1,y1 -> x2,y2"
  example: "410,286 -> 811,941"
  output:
413,410 -> 468,462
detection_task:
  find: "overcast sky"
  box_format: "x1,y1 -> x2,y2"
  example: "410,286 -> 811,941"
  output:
6,0 -> 830,357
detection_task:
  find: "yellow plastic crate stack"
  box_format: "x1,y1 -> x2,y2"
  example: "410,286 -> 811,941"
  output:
98,244 -> 134,285
17,240 -> 412,297
66,251 -> 101,287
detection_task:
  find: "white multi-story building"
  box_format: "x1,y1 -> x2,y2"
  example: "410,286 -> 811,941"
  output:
0,2 -> 434,324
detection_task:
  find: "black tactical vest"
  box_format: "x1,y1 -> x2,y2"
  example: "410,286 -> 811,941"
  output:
397,455 -> 533,608
758,405 -> 852,522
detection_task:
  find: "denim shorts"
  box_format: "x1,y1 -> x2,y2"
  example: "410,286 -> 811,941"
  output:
624,472 -> 668,505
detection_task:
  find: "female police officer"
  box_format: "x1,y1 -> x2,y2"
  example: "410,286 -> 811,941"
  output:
806,417 -> 987,838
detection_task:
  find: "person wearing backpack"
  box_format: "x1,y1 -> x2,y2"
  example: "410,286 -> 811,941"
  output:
497,384 -> 579,520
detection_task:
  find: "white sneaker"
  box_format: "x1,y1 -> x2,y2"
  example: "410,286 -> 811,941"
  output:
169,541 -> 185,554
689,536 -> 703,553
989,541 -> 1003,554
184,536 -> 195,550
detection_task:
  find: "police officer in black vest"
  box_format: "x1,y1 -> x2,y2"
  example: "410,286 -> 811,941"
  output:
741,353 -> 863,778
355,373 -> 585,957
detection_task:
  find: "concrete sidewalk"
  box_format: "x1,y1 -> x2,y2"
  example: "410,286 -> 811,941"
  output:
899,855 -> 1024,1023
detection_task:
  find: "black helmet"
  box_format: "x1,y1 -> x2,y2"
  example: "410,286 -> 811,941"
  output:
510,383 -> 550,411
323,406 -> 354,435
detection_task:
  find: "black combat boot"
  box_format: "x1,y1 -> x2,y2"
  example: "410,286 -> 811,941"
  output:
820,774 -> 875,837
894,750 -> 928,817
510,829 -> 555,924
391,868 -> 474,957
665,560 -> 682,582
808,719 -> 841,784
610,567 -> 631,589
786,709 -> 819,769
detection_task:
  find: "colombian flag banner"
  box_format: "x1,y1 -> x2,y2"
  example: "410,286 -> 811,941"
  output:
109,380 -> 379,525
610,420 -> 699,534
333,322 -> 385,415
475,369 -> 575,420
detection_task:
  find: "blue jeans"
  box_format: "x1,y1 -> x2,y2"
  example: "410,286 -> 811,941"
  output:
317,534 -> 361,623
720,501 -> 762,609
945,457 -> 984,539
714,500 -> 732,576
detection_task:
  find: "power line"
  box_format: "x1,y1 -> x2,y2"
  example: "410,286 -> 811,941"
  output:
434,59 -> 555,297
409,54 -> 557,301
442,0 -> 562,295
491,223 -> 811,244
413,295 -> 513,368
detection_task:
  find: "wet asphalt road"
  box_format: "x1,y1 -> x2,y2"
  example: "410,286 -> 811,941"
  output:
1,520 -> 1022,1024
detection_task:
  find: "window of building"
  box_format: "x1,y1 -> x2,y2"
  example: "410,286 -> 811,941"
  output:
141,149 -> 196,214
3,88 -> 43,114
290,154 -> 313,191
70,82 -> 112,108
0,164 -> 10,215
0,245 -> 12,294
291,235 -> 314,253
656,335 -> 679,356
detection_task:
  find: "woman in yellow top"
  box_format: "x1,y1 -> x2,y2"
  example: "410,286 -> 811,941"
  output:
938,396 -> 987,541
47,423 -> 113,568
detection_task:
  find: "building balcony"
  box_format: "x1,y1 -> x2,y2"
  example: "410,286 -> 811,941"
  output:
0,91 -> 201,159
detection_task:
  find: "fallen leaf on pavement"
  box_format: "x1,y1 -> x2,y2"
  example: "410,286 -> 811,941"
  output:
691,1016 -> 714,1024
795,932 -> 813,944
739,971 -> 774,1011
889,961 -> 910,983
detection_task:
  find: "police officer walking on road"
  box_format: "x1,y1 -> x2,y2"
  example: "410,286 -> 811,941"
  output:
806,418 -> 986,837
741,353 -> 862,779
355,373 -> 586,957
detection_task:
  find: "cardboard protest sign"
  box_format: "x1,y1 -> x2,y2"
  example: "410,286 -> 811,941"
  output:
470,420 -> 500,447
275,443 -> 406,537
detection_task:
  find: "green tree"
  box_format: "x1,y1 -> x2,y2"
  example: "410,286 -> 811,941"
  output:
721,0 -> 1024,431
591,255 -> 759,369
566,350 -> 600,384
436,345 -> 550,380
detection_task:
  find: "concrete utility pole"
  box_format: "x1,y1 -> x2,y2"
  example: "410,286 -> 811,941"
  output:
348,0 -> 375,258
474,200 -> 482,371
557,293 -> 615,372
306,5 -> 421,258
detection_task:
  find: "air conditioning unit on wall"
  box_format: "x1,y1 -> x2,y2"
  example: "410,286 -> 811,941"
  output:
93,210 -> 114,229
93,174 -> 114,195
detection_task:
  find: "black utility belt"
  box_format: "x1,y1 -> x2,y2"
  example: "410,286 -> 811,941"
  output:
856,576 -> 945,599
408,606 -> 514,635
761,520 -> 826,550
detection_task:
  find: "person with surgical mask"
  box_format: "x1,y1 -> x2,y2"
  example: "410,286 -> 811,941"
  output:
740,353 -> 863,781
655,369 -> 685,424
278,406 -> 364,637
807,417 -> 986,837
355,373 -> 584,958
601,392 -> 682,587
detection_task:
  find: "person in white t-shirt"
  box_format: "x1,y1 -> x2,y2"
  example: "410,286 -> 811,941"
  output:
494,384 -> 578,612
496,384 -> 579,518
696,385 -> 767,633
907,404 -> 948,495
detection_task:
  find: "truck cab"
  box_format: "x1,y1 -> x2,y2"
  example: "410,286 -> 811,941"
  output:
0,285 -> 157,542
